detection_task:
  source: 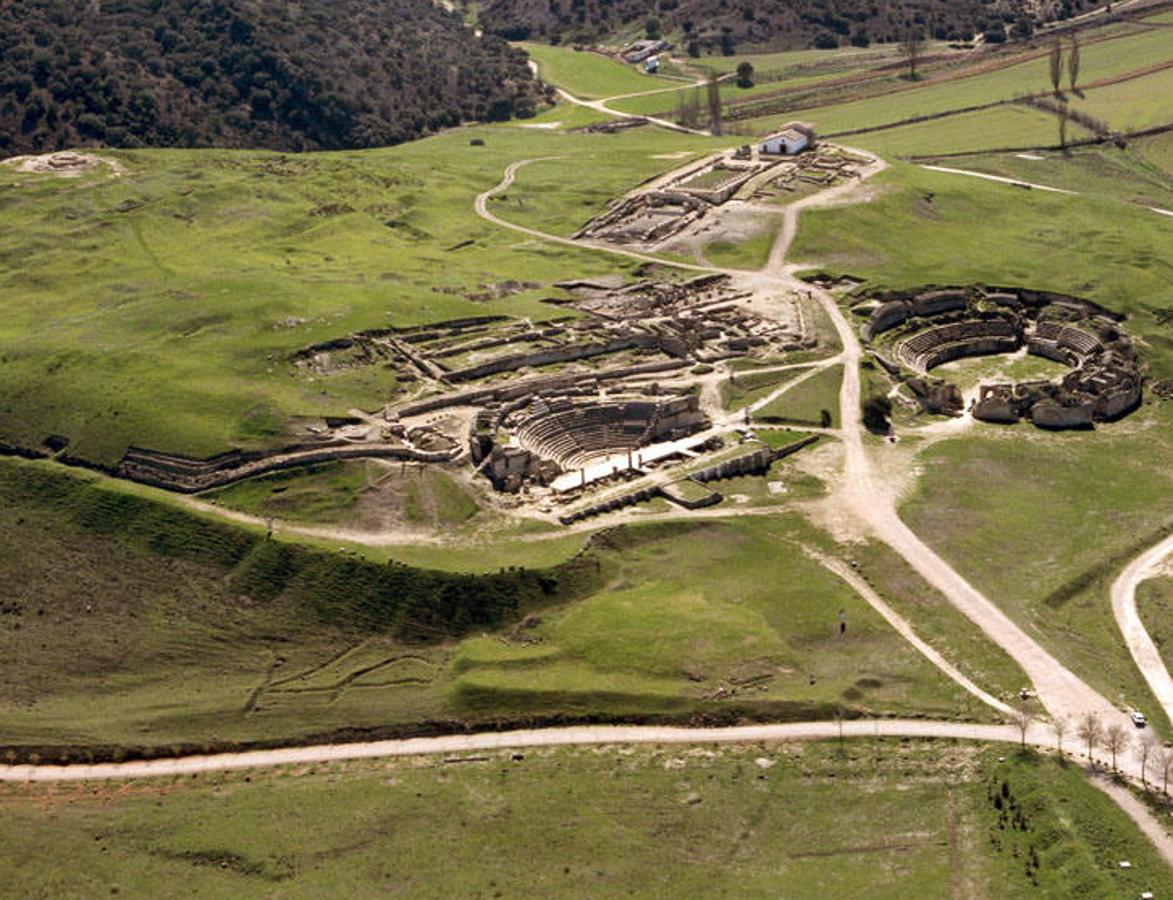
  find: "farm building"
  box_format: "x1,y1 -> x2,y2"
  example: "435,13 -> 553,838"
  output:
759,123 -> 816,156
623,39 -> 669,63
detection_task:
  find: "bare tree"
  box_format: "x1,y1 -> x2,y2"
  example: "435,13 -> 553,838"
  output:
1077,713 -> 1102,762
1012,701 -> 1035,748
1053,716 -> 1069,758
1104,723 -> 1129,772
705,71 -> 722,136
900,26 -> 924,80
677,88 -> 701,129
1068,35 -> 1081,92
1137,734 -> 1158,787
1049,39 -> 1063,95
1159,745 -> 1173,795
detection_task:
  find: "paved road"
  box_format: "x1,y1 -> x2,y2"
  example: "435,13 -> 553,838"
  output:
1112,534 -> 1173,723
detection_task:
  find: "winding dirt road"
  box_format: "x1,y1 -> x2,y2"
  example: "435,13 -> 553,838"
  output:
1112,534 -> 1173,722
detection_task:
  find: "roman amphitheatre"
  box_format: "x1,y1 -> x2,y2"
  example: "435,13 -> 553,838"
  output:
1,3 -> 1172,895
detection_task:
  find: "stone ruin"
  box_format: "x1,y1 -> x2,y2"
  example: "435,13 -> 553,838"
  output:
130,272 -> 809,500
859,286 -> 1143,429
576,146 -> 869,250
23,265 -> 822,519
471,394 -> 707,493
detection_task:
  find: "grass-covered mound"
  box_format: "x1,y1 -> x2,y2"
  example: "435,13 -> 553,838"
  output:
0,458 -> 988,757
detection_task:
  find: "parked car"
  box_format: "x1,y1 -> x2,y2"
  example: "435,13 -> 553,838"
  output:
1131,711 -> 1147,728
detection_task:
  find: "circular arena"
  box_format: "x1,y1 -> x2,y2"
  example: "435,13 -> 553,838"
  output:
858,286 -> 1142,429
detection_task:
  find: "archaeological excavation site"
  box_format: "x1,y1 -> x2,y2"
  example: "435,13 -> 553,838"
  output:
856,285 -> 1144,429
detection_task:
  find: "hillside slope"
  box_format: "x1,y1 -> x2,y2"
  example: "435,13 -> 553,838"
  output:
482,0 -> 1097,50
0,0 -> 549,154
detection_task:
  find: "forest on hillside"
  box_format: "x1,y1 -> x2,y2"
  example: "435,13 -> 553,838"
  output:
481,0 -> 1098,52
0,0 -> 551,155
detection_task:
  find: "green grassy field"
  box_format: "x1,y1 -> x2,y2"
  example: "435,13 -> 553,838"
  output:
449,516 -> 982,721
701,227 -> 776,270
2,742 -> 1166,898
719,367 -> 818,410
1136,130 -> 1173,175
1138,576 -> 1173,672
850,538 -> 1031,702
204,461 -> 378,524
931,352 -> 1070,394
0,125 -> 722,466
695,44 -> 905,75
742,24 -> 1173,138
205,462 -> 482,531
520,42 -> 676,99
852,104 -> 1082,158
789,164 -> 1173,358
900,417 -> 1173,730
1068,65 -> 1173,133
754,365 -> 842,426
927,144 -> 1173,211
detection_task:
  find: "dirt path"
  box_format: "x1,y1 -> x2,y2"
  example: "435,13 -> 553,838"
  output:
1112,534 -> 1173,723
804,546 -> 1014,715
920,163 -> 1173,220
6,716 -> 1168,862
919,164 -> 1078,194
768,148 -> 889,271
552,86 -> 709,135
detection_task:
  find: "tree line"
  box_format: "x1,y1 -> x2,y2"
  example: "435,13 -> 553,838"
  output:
0,0 -> 551,155
483,0 -> 1099,55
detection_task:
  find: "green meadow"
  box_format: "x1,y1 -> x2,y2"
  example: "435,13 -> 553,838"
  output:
0,126 -> 721,465
520,42 -> 676,99
1,742 -> 1166,898
743,23 -> 1173,137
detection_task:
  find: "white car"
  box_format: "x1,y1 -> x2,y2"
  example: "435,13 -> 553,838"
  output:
1131,711 -> 1147,728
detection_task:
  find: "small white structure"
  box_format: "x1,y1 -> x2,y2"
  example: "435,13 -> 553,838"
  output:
645,55 -> 660,73
759,122 -> 815,156
623,39 -> 669,63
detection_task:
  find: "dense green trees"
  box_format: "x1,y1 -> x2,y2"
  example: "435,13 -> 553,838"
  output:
0,0 -> 550,154
481,0 -> 1097,52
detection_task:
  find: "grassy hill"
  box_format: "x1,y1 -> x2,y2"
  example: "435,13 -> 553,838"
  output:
0,0 -> 548,155
0,457 -> 1022,757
